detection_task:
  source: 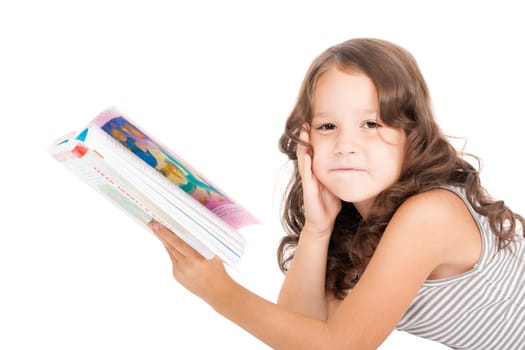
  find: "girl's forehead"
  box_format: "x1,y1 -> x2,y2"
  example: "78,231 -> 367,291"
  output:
313,66 -> 376,94
311,68 -> 379,109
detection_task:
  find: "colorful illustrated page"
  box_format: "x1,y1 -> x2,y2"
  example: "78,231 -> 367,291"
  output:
99,116 -> 231,211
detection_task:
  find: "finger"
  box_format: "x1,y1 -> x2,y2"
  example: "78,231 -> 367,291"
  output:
149,221 -> 186,257
166,233 -> 203,260
298,128 -> 321,196
297,123 -> 310,153
149,221 -> 203,260
297,127 -> 313,181
162,243 -> 181,264
156,232 -> 186,263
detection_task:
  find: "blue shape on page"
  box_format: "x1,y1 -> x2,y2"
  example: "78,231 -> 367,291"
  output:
75,128 -> 89,142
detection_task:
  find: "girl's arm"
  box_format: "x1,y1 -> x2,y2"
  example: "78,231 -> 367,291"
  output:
277,128 -> 341,319
276,228 -> 331,319
151,189 -> 472,349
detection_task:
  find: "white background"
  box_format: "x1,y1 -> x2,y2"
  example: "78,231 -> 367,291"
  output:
1,1 -> 523,349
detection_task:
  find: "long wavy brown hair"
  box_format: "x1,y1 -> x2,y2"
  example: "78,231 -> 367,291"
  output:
277,38 -> 525,300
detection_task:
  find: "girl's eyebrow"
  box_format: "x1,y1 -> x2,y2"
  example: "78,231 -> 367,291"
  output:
311,112 -> 330,119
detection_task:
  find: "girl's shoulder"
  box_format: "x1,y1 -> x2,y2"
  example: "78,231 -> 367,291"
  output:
376,187 -> 478,262
388,188 -> 482,279
395,187 -> 473,224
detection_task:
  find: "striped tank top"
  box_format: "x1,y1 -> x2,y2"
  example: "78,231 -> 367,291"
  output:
396,185 -> 525,349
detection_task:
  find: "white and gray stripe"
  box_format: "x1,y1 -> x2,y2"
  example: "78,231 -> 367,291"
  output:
396,186 -> 525,350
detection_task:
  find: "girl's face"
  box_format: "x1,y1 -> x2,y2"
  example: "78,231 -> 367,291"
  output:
309,67 -> 406,217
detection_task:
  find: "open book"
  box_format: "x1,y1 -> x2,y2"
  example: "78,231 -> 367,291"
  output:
48,107 -> 259,266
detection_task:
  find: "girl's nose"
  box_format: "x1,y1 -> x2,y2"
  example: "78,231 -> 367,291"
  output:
334,128 -> 360,156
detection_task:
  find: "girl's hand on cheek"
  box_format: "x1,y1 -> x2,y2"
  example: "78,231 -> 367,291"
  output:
148,221 -> 235,303
297,125 -> 342,239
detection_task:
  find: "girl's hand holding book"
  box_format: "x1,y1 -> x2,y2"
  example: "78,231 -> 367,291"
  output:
148,221 -> 234,303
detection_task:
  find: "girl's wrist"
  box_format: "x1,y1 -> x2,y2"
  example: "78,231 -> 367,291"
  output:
301,225 -> 333,241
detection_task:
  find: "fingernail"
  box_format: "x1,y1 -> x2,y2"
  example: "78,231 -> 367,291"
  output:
148,220 -> 159,230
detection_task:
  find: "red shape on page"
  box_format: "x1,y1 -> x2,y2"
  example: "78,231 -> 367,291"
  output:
72,144 -> 88,158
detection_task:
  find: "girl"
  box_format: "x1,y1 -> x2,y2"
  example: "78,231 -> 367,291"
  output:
149,38 -> 525,349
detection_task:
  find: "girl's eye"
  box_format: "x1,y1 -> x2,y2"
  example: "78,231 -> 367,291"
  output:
363,121 -> 379,129
317,123 -> 336,130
